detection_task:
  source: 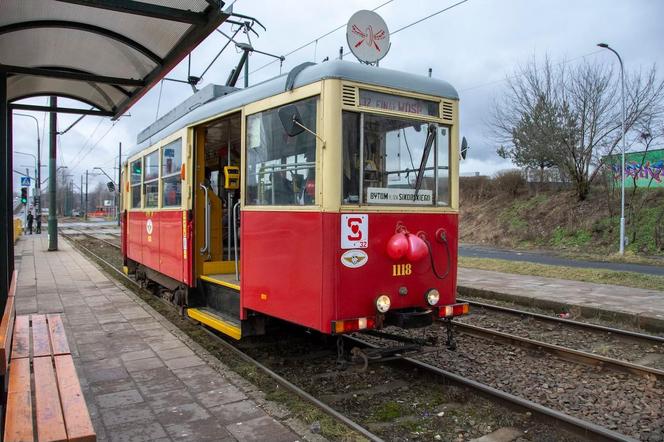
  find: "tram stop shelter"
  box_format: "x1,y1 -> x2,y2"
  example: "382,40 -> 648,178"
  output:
0,0 -> 230,311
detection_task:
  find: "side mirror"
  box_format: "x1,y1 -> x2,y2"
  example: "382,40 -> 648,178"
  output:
461,136 -> 470,160
278,104 -> 305,137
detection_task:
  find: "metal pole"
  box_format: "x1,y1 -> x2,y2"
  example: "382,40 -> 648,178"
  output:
0,72 -> 10,310
244,52 -> 249,88
25,168 -> 29,228
85,170 -> 88,221
598,43 -> 626,255
48,96 -> 58,251
118,142 -> 121,226
80,175 -> 83,214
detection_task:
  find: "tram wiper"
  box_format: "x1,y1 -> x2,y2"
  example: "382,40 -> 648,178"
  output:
414,124 -> 437,195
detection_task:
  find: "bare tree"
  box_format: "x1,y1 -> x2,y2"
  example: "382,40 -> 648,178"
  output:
492,56 -> 664,200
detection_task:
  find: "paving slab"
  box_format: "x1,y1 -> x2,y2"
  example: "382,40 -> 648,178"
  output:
13,234 -> 301,441
458,268 -> 664,332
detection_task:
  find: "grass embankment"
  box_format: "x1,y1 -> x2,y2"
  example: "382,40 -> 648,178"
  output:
459,256 -> 664,291
460,178 -> 664,258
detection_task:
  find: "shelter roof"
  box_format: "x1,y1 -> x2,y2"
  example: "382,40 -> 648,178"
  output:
0,0 -> 229,118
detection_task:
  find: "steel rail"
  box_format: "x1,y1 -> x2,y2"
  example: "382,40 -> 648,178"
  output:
344,334 -> 638,442
61,233 -> 383,442
454,322 -> 664,381
460,298 -> 664,343
60,227 -> 120,249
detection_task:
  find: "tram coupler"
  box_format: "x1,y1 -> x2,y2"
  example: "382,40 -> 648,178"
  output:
443,318 -> 457,351
350,344 -> 422,372
361,329 -> 437,347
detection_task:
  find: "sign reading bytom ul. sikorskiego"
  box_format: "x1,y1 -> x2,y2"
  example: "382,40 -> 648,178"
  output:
346,10 -> 391,64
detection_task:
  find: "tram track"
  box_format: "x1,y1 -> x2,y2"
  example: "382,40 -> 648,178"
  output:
62,232 -> 648,441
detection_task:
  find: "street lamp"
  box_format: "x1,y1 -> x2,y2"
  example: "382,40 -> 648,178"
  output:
14,113 -> 42,219
597,42 -> 626,255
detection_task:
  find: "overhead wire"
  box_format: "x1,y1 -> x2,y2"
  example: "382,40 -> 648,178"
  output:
341,0 -> 470,59
249,0 -> 395,76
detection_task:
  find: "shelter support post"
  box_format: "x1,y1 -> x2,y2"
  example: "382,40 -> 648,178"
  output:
0,71 -> 12,310
48,96 -> 58,251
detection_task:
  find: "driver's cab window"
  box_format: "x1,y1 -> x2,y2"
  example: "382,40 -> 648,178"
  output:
246,96 -> 318,206
343,111 -> 449,206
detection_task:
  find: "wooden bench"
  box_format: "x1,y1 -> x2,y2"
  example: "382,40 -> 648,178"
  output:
0,271 -> 17,383
4,313 -> 96,442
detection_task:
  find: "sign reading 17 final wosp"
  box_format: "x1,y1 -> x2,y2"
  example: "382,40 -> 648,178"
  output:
346,10 -> 391,64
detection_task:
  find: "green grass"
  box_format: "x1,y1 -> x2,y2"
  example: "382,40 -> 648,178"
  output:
459,256 -> 664,291
550,226 -> 592,248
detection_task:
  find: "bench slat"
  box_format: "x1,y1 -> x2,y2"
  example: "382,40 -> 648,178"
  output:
7,357 -> 30,394
32,314 -> 52,357
48,314 -> 70,355
4,391 -> 34,442
5,358 -> 33,442
55,355 -> 96,442
0,295 -> 15,375
34,356 -> 68,442
11,315 -> 29,359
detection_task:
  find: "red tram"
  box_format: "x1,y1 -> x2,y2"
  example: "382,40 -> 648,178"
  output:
121,60 -> 468,340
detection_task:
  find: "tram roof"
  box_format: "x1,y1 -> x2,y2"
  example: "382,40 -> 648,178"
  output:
136,60 -> 459,149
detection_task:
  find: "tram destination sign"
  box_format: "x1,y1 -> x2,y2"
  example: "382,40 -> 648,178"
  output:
359,89 -> 439,117
366,187 -> 433,205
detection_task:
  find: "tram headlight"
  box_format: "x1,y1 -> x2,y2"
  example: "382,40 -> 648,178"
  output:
375,295 -> 391,313
425,289 -> 440,306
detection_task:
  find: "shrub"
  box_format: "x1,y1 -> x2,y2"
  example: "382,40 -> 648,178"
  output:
460,175 -> 493,201
493,169 -> 526,197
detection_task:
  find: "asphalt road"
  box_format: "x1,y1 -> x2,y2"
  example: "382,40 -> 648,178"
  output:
459,244 -> 664,277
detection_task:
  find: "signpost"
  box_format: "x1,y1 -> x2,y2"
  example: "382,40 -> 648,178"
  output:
346,10 -> 391,64
20,176 -> 30,187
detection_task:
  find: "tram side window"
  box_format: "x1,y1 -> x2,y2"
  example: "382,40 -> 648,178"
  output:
246,96 -> 318,206
143,150 -> 159,208
161,138 -> 182,207
130,159 -> 142,208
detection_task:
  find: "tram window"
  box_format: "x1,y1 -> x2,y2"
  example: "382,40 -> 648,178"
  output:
130,159 -> 142,209
342,112 -> 450,206
161,139 -> 182,207
246,96 -> 318,206
143,150 -> 159,208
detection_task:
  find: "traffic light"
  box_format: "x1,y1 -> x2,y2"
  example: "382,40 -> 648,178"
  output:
20,187 -> 28,204
106,181 -> 116,192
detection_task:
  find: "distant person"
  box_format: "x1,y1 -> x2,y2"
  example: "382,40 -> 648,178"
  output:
35,212 -> 42,234
26,210 -> 34,235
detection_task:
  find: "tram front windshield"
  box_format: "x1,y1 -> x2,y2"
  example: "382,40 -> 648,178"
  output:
342,112 -> 450,206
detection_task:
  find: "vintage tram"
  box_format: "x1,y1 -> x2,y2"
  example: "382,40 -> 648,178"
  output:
121,60 -> 468,340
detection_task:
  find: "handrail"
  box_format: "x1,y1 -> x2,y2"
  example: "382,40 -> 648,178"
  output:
233,201 -> 241,281
199,183 -> 211,259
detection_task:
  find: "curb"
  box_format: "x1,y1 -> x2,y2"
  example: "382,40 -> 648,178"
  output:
457,285 -> 664,334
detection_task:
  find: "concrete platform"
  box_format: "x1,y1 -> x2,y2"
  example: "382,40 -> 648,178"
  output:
458,268 -> 664,332
14,234 -> 302,442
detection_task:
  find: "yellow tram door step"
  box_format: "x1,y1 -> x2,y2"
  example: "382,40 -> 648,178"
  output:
187,308 -> 242,340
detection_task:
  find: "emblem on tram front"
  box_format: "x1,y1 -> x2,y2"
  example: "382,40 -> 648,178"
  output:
146,219 -> 153,235
341,249 -> 368,268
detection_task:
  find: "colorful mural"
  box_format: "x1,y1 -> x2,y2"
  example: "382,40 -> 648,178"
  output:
607,148 -> 664,188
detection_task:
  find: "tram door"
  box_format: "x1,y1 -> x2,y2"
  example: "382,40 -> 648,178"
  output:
194,112 -> 242,283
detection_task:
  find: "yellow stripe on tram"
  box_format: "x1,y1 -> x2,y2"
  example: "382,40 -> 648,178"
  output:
187,308 -> 242,340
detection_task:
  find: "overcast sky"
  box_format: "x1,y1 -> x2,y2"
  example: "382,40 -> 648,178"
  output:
11,0 -> 664,190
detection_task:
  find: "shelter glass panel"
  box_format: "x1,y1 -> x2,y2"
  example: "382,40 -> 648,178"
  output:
246,96 -> 318,206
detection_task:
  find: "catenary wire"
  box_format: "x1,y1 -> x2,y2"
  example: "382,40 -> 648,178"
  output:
249,0 -> 395,76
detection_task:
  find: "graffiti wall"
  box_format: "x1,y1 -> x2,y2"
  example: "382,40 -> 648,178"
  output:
607,148 -> 664,188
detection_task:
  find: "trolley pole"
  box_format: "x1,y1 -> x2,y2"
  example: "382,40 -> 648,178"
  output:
47,96 -> 58,251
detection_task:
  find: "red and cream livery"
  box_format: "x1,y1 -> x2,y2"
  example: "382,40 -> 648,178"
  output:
121,60 -> 468,340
